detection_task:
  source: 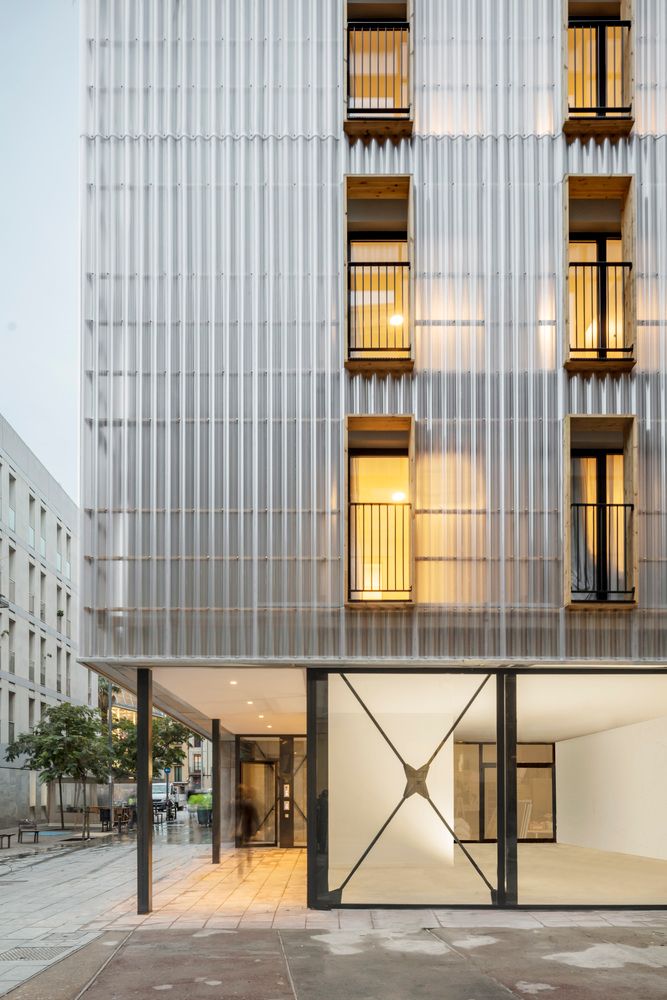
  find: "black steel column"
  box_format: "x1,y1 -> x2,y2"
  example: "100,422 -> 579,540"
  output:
504,673 -> 518,905
137,668 -> 153,914
212,719 -> 221,864
495,674 -> 506,906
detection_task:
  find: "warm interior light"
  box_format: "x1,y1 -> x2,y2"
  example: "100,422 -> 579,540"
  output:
259,714 -> 264,719
391,491 -> 407,503
389,313 -> 404,327
229,680 -> 237,686
247,700 -> 253,705
267,725 -> 273,729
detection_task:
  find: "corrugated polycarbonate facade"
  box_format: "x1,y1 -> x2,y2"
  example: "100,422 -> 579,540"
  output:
81,1 -> 667,665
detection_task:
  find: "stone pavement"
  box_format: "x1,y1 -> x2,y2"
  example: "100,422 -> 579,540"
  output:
0,832 -> 665,998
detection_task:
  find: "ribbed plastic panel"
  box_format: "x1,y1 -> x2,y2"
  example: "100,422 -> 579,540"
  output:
81,1 -> 667,664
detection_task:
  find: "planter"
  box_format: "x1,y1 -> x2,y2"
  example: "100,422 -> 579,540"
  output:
196,808 -> 212,827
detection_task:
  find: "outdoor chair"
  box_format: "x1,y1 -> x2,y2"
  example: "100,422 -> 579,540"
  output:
18,821 -> 39,844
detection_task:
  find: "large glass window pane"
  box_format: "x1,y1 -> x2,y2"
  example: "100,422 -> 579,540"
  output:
517,674 -> 667,905
324,672 -> 497,905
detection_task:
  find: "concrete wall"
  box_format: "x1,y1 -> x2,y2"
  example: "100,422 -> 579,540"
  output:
556,716 -> 667,861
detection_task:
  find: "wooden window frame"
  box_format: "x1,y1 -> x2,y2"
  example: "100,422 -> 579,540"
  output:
563,175 -> 636,373
344,175 -> 414,375
563,414 -> 638,609
344,414 -> 415,608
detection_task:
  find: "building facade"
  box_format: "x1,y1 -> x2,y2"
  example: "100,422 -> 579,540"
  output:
81,0 -> 667,907
0,414 -> 93,826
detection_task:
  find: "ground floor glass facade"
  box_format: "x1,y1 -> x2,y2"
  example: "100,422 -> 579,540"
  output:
307,669 -> 667,908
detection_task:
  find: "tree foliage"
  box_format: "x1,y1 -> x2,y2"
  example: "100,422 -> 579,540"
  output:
5,703 -> 113,831
111,716 -> 191,780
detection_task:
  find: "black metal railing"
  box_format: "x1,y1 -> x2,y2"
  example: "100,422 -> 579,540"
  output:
349,502 -> 411,601
347,23 -> 410,118
348,262 -> 410,358
568,20 -> 631,118
568,261 -> 632,360
571,502 -> 634,601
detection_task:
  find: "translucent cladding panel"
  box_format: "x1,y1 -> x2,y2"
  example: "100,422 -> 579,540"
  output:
517,674 -> 667,905
293,737 -> 307,848
327,672 -> 497,905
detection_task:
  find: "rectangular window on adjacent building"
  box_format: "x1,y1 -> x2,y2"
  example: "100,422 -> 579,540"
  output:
65,534 -> 71,579
56,525 -> 63,573
40,637 -> 47,687
565,415 -> 637,605
8,619 -> 15,674
66,652 -> 71,697
39,507 -> 46,559
28,697 -> 35,731
346,415 -> 413,603
8,692 -> 15,743
8,475 -> 16,532
56,646 -> 62,693
7,547 -> 15,604
565,176 -> 634,372
28,495 -> 35,548
40,572 -> 47,623
29,630 -> 35,682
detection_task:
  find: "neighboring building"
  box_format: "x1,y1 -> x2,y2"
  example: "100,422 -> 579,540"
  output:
81,1 -> 667,907
0,414 -> 93,826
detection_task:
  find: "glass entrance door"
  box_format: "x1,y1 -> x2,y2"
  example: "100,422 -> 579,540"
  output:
239,761 -> 277,846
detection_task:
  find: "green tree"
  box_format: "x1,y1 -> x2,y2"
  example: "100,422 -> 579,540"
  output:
112,716 -> 191,781
5,703 -> 113,834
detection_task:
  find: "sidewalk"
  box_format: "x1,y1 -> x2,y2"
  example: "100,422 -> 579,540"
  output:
0,835 -> 666,998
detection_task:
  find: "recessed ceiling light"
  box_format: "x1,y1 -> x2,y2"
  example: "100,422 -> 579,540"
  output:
267,725 -> 273,729
258,714 -> 264,719
229,680 -> 237,686
247,700 -> 253,705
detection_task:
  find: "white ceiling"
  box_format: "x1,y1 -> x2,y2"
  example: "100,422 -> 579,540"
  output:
149,667 -> 667,743
151,667 -> 307,735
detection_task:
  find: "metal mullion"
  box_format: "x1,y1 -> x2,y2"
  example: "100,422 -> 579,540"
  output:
504,673 -> 518,905
597,24 -> 607,114
496,675 -> 506,905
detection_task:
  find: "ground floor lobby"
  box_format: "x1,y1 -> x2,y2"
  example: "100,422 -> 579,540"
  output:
97,664 -> 667,910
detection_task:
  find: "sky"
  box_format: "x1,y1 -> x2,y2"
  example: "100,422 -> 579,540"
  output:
0,0 -> 79,501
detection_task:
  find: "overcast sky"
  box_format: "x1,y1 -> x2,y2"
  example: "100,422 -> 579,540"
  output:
0,0 -> 79,501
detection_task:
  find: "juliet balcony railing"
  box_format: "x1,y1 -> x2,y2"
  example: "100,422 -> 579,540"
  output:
348,262 -> 410,360
568,261 -> 632,362
568,19 -> 632,120
347,23 -> 410,119
348,501 -> 411,602
571,502 -> 634,602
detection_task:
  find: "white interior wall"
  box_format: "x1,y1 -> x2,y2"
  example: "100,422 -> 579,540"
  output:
328,675 -> 456,875
556,715 -> 667,861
